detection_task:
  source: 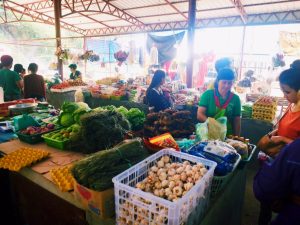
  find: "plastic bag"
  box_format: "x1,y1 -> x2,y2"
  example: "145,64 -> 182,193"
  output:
195,121 -> 209,142
13,114 -> 40,131
196,116 -> 227,141
74,89 -> 84,102
207,117 -> 227,141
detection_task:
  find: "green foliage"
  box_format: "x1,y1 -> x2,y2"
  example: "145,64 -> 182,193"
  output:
116,106 -> 128,116
58,102 -> 90,127
71,138 -> 149,191
77,109 -> 131,153
58,112 -> 74,127
126,108 -> 146,131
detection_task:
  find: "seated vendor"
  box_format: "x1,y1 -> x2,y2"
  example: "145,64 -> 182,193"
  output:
68,64 -> 82,80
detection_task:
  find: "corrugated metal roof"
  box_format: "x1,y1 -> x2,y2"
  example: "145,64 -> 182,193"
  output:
1,0 -> 300,36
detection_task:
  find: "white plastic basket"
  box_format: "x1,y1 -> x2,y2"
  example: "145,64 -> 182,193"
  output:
112,149 -> 217,225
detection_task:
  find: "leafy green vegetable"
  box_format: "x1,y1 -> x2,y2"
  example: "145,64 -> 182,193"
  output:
62,102 -> 79,113
126,108 -> 145,131
75,109 -> 131,153
101,105 -> 117,111
73,108 -> 90,124
59,112 -> 75,127
116,106 -> 128,116
58,102 -> 91,127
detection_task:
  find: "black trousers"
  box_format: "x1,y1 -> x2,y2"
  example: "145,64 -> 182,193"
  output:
258,202 -> 272,225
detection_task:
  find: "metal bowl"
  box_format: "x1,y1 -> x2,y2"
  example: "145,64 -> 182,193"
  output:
8,103 -> 38,114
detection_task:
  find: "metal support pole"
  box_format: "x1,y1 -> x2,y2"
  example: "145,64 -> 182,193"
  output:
186,0 -> 196,88
54,0 -> 63,79
239,26 -> 246,80
83,36 -> 87,79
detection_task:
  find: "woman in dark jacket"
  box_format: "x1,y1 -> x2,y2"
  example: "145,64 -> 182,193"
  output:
254,138 -> 300,225
145,70 -> 171,112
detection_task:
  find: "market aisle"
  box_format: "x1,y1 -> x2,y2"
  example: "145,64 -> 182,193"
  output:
242,156 -> 261,225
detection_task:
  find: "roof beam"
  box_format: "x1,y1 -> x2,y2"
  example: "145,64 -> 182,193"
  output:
164,0 -> 188,20
60,0 -> 145,26
82,10 -> 300,37
23,0 -> 54,11
76,11 -> 112,28
3,0 -> 86,35
230,0 -> 247,24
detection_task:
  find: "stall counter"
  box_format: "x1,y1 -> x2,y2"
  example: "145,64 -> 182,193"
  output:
0,139 -> 254,225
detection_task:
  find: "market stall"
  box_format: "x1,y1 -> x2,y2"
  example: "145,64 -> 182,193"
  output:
0,139 -> 252,225
0,98 -> 261,225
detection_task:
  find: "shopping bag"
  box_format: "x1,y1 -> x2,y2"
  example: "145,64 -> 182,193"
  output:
257,134 -> 285,157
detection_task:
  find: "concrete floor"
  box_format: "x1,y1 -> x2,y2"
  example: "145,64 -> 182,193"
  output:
240,119 -> 274,225
241,158 -> 261,225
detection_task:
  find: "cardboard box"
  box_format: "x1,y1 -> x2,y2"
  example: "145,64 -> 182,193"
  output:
74,181 -> 115,219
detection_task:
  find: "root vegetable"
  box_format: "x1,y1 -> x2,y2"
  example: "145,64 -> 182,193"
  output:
157,160 -> 164,168
168,168 -> 176,176
173,186 -> 183,196
161,180 -> 169,188
162,156 -> 170,163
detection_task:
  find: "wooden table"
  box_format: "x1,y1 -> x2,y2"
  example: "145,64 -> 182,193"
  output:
0,140 -> 252,225
0,140 -> 110,225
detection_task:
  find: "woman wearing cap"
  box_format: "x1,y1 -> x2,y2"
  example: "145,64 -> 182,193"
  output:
0,55 -> 23,101
197,68 -> 241,136
68,64 -> 82,80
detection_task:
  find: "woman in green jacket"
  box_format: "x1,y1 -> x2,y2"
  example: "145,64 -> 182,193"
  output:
68,64 -> 82,80
197,68 -> 241,136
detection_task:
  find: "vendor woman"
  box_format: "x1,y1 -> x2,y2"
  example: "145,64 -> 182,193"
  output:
68,64 -> 82,80
197,68 -> 241,136
145,70 -> 171,112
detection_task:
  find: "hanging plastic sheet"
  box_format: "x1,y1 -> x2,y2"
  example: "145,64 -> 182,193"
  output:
146,31 -> 185,64
86,39 -> 120,63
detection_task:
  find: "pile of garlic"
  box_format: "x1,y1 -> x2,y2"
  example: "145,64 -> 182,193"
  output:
135,155 -> 207,202
118,199 -> 168,225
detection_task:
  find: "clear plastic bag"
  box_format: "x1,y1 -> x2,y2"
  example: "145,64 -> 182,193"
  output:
196,116 -> 227,142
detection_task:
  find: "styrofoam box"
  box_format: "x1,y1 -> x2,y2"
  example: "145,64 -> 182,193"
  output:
112,149 -> 217,225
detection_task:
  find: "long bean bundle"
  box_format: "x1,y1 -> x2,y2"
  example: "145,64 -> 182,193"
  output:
71,138 -> 149,191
